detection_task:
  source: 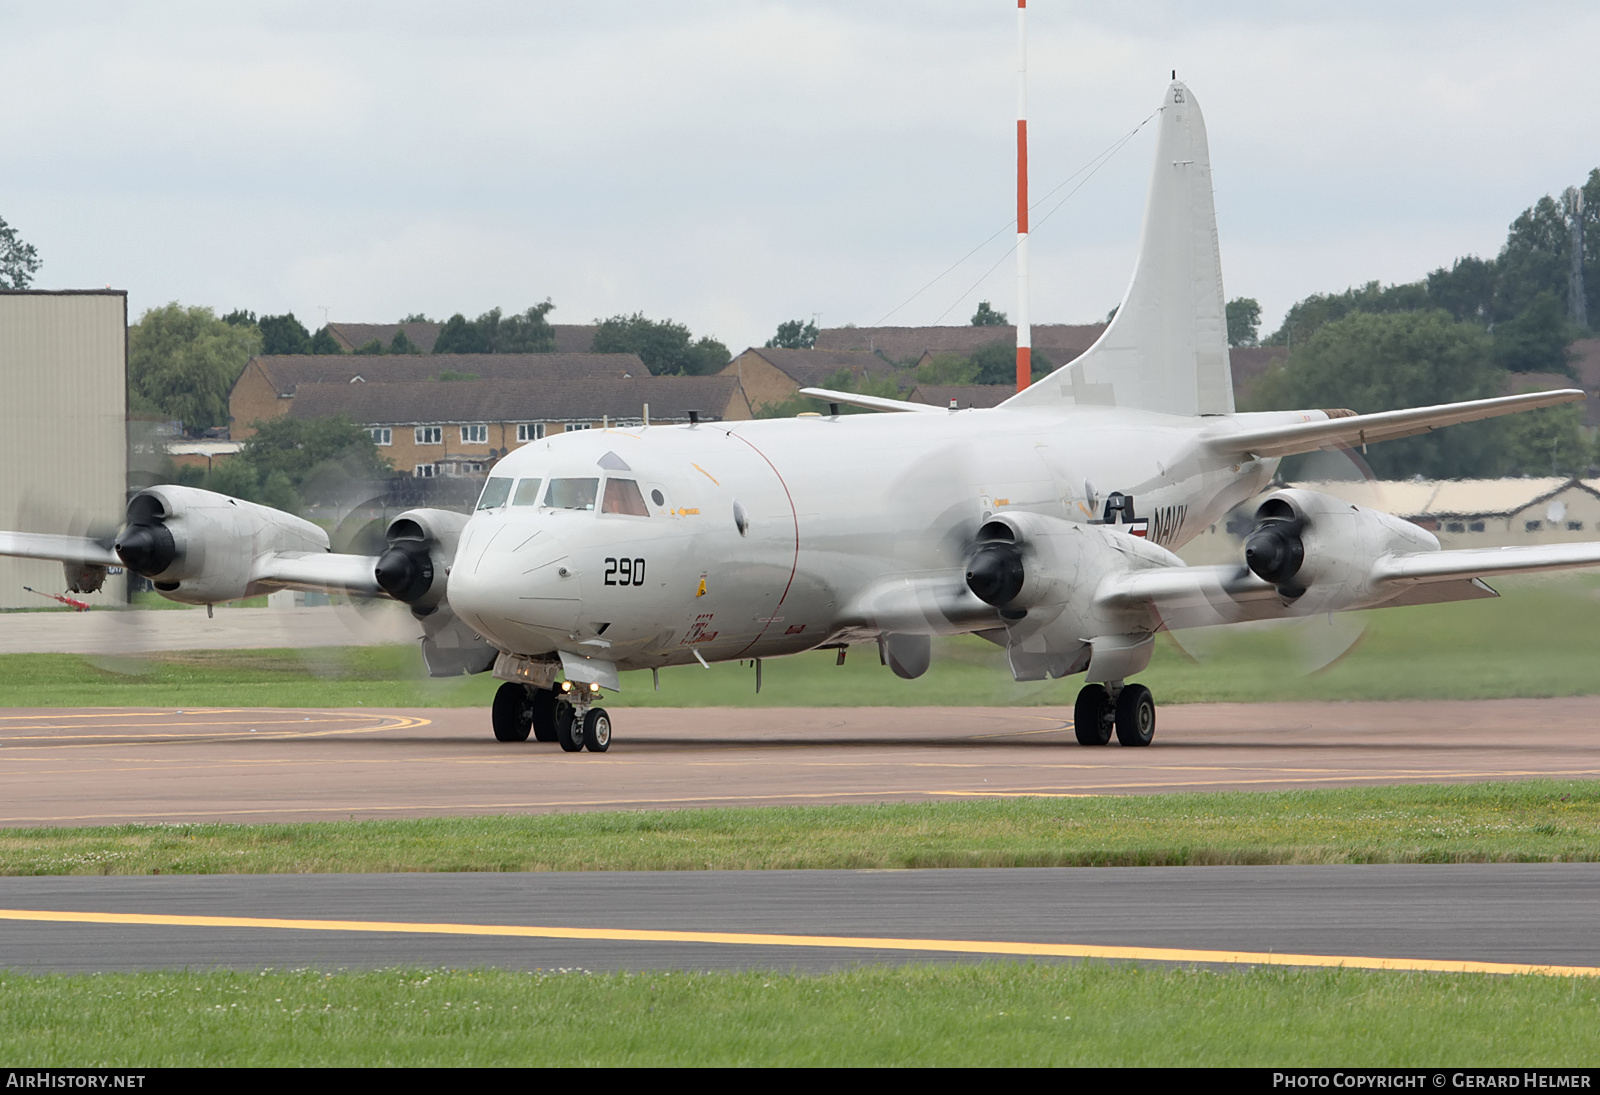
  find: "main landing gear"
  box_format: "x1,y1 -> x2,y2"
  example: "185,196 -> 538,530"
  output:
1073,680 -> 1155,747
491,680 -> 611,752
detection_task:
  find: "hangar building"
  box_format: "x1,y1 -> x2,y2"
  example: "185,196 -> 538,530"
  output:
0,290 -> 128,609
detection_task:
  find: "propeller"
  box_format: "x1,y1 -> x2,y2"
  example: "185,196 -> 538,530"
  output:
1167,446 -> 1381,674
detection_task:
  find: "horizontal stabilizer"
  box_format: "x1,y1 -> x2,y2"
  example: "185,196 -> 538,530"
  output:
0,531 -> 120,567
1209,389 -> 1584,459
796,387 -> 942,414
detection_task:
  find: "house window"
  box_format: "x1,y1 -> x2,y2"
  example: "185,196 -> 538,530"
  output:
1469,521 -> 1485,532
1445,522 -> 1465,533
517,423 -> 544,442
415,426 -> 442,445
459,462 -> 484,474
369,427 -> 392,446
1525,520 -> 1542,532
461,424 -> 488,444
1569,521 -> 1585,531
564,423 -> 592,432
414,464 -> 437,478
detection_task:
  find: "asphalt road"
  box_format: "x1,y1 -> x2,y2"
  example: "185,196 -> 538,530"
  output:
1,864 -> 1596,974
4,698 -> 1600,826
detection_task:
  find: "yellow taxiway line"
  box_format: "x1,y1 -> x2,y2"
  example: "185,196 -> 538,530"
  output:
0,908 -> 1594,978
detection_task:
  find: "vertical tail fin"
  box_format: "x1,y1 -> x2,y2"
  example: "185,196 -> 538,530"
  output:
1003,81 -> 1233,416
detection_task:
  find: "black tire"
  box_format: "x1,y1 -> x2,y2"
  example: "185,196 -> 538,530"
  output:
1074,683 -> 1113,745
529,687 -> 559,743
1114,683 -> 1156,747
582,707 -> 612,753
555,703 -> 584,752
491,682 -> 532,742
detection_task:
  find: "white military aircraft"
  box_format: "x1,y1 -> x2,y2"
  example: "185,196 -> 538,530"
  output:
4,81 -> 1596,751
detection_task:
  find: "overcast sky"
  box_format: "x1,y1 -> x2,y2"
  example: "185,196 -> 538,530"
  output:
3,1 -> 1596,351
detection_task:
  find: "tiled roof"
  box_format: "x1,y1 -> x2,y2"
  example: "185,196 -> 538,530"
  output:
816,323 -> 1105,363
733,348 -> 896,387
286,375 -> 744,425
246,353 -> 644,397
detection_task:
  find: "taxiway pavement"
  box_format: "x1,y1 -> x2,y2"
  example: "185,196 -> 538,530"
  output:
2,864 -> 1596,974
1,698 -> 1599,827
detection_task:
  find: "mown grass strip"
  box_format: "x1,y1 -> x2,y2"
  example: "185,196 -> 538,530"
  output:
3,964 -> 1597,1066
4,780 -> 1599,876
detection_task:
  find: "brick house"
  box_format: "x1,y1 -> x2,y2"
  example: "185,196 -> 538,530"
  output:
719,348 -> 898,411
287,375 -> 751,478
228,352 -> 645,438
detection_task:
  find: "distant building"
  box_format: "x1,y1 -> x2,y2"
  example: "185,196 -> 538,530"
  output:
287,375 -> 751,478
0,290 -> 128,608
325,321 -> 598,355
816,323 -> 1105,368
720,348 -> 896,411
229,352 -> 645,437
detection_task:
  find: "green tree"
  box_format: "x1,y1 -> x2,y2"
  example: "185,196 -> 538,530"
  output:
399,312 -> 433,323
389,329 -> 421,354
215,415 -> 392,511
1425,256 -> 1498,325
1496,195 -> 1570,322
259,314 -> 312,355
1495,400 -> 1596,478
128,303 -> 261,432
354,339 -> 386,356
1492,290 -> 1574,374
221,309 -> 256,327
1265,281 -> 1431,347
915,353 -> 980,385
765,319 -> 818,349
434,303 -> 556,354
1226,298 -> 1261,347
308,326 -> 344,355
591,313 -> 729,375
1247,310 -> 1506,479
753,368 -> 905,417
0,214 -> 41,289
970,301 -> 1007,326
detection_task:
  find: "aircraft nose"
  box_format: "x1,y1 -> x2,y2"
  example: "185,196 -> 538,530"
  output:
448,521 -> 581,650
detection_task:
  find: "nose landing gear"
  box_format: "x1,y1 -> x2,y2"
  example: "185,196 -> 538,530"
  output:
1073,679 -> 1155,747
491,680 -> 611,752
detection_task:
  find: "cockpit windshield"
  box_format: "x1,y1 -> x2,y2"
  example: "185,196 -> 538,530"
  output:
545,478 -> 599,510
511,478 -> 543,506
476,477 -> 512,509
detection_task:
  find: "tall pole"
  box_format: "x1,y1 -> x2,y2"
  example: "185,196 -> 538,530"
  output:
1015,0 -> 1031,391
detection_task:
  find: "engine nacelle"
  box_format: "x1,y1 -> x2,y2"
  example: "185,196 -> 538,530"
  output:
1243,488 -> 1438,604
113,485 -> 329,605
373,508 -> 469,610
965,510 -> 1182,612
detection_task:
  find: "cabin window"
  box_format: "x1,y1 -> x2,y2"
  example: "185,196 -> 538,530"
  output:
511,478 -> 543,506
476,478 -> 513,509
602,478 -> 650,516
545,478 -> 599,510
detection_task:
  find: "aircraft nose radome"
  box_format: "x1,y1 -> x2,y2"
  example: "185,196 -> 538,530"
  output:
448,524 -> 580,650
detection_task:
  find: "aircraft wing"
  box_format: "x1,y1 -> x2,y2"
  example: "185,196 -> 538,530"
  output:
0,531 -> 120,567
1099,539 -> 1600,631
796,387 -> 944,414
249,552 -> 385,597
1207,389 -> 1584,460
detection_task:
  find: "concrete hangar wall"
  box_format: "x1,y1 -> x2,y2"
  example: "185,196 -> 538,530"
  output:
0,290 -> 128,610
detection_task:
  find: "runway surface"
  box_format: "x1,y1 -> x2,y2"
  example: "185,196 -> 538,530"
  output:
2,697 -> 1599,827
2,865 -> 1597,974
0,604 -> 419,655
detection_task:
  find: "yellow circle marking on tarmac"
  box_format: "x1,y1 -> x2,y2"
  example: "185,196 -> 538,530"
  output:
0,907 -> 1593,978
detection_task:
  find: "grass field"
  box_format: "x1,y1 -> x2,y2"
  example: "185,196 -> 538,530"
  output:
5,781 -> 1598,876
2,572 -> 1598,709
3,963 -> 1596,1066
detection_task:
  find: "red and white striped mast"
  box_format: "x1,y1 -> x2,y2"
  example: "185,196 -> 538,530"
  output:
1015,0 -> 1031,391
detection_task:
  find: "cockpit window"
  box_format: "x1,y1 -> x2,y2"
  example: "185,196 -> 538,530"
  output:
511,478 -> 543,506
545,477 -> 599,510
602,478 -> 649,516
476,477 -> 512,509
